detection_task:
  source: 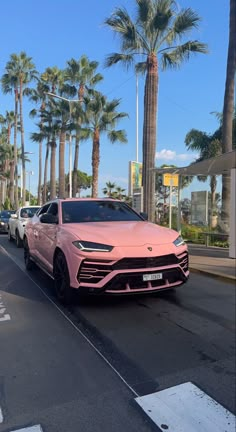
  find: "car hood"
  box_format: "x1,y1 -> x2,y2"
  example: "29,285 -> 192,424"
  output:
0,218 -> 9,223
62,221 -> 178,247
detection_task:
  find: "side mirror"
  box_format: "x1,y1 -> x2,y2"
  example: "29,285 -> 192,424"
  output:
140,212 -> 148,221
11,214 -> 17,219
40,213 -> 58,224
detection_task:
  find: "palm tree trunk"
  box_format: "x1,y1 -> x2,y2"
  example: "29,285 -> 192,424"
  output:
50,142 -> 56,199
59,129 -> 66,198
72,131 -> 80,197
221,0 -> 236,230
43,142 -> 50,204
9,161 -> 14,205
19,78 -> 26,205
142,54 -> 158,222
14,88 -> 19,209
92,129 -> 100,197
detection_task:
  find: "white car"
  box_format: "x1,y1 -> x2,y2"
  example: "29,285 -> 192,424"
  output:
8,206 -> 40,247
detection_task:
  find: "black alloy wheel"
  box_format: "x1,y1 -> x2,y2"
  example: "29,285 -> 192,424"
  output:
53,252 -> 73,305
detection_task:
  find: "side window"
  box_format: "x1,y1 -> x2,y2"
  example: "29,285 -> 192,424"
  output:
37,204 -> 50,216
47,203 -> 58,216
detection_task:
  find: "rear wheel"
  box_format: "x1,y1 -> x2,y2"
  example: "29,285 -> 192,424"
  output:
16,230 -> 23,248
53,252 -> 73,305
24,237 -> 34,270
8,228 -> 13,242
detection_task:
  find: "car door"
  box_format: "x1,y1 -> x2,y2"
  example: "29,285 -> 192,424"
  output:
37,202 -> 59,273
30,203 -> 51,261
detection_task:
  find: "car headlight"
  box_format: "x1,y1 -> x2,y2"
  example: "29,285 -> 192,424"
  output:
73,240 -> 113,252
0,222 -> 5,225
173,236 -> 185,247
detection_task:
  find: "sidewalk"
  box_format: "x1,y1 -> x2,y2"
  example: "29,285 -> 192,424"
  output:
188,244 -> 236,283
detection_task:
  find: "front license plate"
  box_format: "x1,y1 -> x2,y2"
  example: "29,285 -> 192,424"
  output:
143,273 -> 163,281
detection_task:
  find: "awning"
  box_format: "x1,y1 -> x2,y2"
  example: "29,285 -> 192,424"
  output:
154,150 -> 236,176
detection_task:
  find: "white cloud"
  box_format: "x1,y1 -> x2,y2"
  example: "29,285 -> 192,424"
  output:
156,149 -> 198,162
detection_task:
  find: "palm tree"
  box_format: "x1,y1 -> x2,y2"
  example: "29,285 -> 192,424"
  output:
1,67 -> 19,208
105,0 -> 207,222
102,181 -> 116,197
31,104 -> 59,202
65,56 -> 103,196
84,93 -> 128,197
29,79 -> 50,204
2,52 -> 38,206
221,0 -> 236,227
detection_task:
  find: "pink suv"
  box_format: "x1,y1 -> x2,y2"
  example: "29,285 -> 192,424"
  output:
24,198 -> 189,304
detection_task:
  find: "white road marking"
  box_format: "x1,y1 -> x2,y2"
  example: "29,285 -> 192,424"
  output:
0,407 -> 3,423
9,426 -> 43,432
0,293 -> 11,322
136,381 -> 236,432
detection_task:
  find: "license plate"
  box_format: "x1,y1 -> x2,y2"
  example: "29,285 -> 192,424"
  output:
143,273 -> 163,281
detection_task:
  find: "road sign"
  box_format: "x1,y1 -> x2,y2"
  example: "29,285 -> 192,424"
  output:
163,173 -> 179,187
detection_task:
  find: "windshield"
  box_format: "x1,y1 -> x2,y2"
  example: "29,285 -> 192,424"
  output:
0,210 -> 15,219
61,201 -> 143,224
20,207 -> 39,218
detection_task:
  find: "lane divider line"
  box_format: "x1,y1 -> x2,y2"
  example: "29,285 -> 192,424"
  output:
0,245 -> 139,398
135,381 -> 236,432
0,407 -> 3,423
9,426 -> 43,432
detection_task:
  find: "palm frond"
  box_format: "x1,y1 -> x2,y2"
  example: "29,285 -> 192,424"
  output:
161,41 -> 208,69
104,53 -> 134,69
107,129 -> 128,143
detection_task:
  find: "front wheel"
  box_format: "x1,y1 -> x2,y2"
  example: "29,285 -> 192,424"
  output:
8,228 -> 13,242
53,252 -> 73,305
24,238 -> 34,270
16,230 -> 23,248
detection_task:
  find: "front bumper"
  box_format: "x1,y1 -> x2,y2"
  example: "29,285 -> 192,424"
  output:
0,223 -> 8,233
75,250 -> 189,295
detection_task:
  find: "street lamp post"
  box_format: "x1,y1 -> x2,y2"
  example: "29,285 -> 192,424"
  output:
26,170 -> 34,205
20,151 -> 34,202
46,92 -> 82,198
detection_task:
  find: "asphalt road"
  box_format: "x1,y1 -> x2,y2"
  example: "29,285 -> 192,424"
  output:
0,234 -> 235,432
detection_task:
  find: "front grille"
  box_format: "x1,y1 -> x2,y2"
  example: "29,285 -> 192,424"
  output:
104,268 -> 184,291
78,252 -> 189,285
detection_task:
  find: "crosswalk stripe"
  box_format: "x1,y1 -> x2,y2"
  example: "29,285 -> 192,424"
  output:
0,407 -> 3,423
9,426 -> 43,432
135,382 -> 236,432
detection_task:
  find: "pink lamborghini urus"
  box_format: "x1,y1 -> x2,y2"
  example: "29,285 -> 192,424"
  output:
24,198 -> 189,304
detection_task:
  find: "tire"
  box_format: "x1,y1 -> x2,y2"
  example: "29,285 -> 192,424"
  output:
24,237 -> 34,271
53,252 -> 73,305
8,228 -> 13,242
16,230 -> 23,248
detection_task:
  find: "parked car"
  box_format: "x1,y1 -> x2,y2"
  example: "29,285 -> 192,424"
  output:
0,210 -> 16,233
24,198 -> 189,304
8,206 -> 40,247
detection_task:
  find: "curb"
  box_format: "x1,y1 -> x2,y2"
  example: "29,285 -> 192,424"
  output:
189,266 -> 236,284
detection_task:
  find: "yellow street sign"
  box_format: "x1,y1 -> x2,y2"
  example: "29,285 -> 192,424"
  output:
163,173 -> 179,187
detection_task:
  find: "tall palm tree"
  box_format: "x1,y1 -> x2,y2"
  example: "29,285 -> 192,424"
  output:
65,56 -> 103,196
31,104 -> 59,202
221,0 -> 236,227
29,79 -> 50,204
2,52 -> 38,206
0,111 -> 15,203
105,0 -> 207,221
1,68 -> 19,208
84,93 -> 128,197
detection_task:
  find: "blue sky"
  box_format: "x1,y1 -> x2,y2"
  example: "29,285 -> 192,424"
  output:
0,0 -> 229,198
